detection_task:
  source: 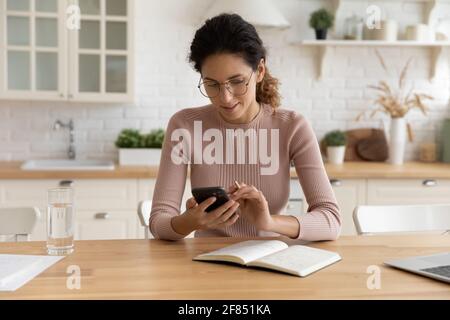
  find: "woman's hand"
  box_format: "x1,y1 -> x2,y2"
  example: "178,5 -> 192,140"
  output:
183,196 -> 240,231
227,182 -> 274,231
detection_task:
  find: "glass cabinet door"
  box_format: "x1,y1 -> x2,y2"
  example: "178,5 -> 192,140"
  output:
72,0 -> 132,101
2,0 -> 64,98
0,0 -> 132,102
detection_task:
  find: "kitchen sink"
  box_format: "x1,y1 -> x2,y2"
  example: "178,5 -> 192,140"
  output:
21,159 -> 115,171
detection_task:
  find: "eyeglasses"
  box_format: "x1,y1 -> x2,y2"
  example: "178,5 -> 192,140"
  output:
197,71 -> 254,98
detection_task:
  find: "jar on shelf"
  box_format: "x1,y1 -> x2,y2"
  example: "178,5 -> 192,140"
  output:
344,14 -> 364,40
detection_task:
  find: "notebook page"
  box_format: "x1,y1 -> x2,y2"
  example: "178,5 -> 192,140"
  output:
195,240 -> 288,264
248,245 -> 341,277
0,254 -> 65,291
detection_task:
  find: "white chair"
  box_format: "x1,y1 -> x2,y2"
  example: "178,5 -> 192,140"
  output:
137,200 -> 152,239
353,204 -> 450,235
0,207 -> 40,242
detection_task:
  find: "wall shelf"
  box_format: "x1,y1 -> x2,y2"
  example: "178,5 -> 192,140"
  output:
294,40 -> 450,81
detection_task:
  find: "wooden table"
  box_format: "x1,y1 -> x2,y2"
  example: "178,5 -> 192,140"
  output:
0,235 -> 449,299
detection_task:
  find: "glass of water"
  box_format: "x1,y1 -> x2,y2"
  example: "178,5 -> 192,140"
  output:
47,187 -> 75,255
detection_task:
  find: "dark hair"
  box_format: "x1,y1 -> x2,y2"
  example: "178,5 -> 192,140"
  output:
189,13 -> 281,110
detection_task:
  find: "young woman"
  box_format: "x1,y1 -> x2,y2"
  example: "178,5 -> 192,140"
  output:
150,14 -> 341,241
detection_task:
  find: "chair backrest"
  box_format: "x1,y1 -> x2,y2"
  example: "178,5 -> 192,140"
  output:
137,200 -> 152,239
353,204 -> 450,235
0,207 -> 40,242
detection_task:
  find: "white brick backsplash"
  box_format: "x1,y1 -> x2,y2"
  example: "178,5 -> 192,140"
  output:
0,0 -> 449,162
0,108 -> 9,119
104,119 -> 140,130
331,89 -> 363,99
331,110 -> 361,121
2,141 -> 30,152
141,120 -> 169,131
124,107 -> 159,119
87,107 -> 124,119
87,130 -> 120,142
11,130 -> 49,142
313,100 -> 346,110
76,120 -> 104,130
30,142 -> 67,153
0,131 -> 9,142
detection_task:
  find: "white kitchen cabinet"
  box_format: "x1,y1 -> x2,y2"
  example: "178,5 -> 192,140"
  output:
285,179 -> 305,215
0,0 -> 66,100
0,0 -> 134,102
288,178 -> 365,235
0,179 -> 139,241
367,179 -> 450,205
330,178 -> 366,235
75,210 -> 137,240
0,179 -> 58,241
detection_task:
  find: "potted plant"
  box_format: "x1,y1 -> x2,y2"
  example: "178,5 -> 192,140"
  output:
115,128 -> 165,166
356,49 -> 433,165
309,8 -> 334,40
324,130 -> 347,164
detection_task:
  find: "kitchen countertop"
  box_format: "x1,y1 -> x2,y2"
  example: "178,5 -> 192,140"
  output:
0,161 -> 450,179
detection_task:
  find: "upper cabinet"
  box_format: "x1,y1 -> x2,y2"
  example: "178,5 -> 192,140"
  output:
0,0 -> 134,102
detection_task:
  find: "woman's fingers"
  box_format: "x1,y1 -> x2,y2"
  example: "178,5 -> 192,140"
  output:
208,200 -> 236,219
216,202 -> 240,224
197,197 -> 217,212
214,211 -> 240,229
186,197 -> 197,210
230,186 -> 262,201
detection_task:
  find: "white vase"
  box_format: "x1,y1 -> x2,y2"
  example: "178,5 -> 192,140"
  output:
119,148 -> 162,166
327,146 -> 346,164
388,117 -> 406,165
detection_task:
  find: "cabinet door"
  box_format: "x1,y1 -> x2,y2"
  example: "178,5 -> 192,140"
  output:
1,0 -> 67,100
285,179 -> 305,215
330,179 -> 366,235
71,179 -> 138,239
73,179 -> 137,210
68,0 -> 134,102
367,179 -> 450,205
0,179 -> 61,241
75,210 -> 137,240
0,179 -> 138,241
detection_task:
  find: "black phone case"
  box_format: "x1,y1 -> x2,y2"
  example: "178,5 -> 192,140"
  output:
192,187 -> 230,212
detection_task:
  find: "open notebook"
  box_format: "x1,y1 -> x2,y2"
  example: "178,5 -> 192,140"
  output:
194,240 -> 341,277
0,254 -> 64,291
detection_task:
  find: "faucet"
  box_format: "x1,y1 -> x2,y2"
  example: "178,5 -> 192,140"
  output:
53,119 -> 76,160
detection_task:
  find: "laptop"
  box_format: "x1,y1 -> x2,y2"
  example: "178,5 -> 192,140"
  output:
385,252 -> 450,284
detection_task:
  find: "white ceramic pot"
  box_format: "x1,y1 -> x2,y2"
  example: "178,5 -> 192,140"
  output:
405,24 -> 434,42
388,117 -> 406,165
373,20 -> 398,41
327,146 -> 346,164
119,148 -> 162,166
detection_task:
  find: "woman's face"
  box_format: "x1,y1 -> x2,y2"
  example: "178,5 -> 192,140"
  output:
200,53 -> 264,123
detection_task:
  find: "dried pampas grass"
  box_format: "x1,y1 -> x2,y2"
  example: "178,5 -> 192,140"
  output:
356,49 -> 433,121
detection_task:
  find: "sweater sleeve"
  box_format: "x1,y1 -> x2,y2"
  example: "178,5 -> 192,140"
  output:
149,112 -> 190,240
288,114 -> 342,241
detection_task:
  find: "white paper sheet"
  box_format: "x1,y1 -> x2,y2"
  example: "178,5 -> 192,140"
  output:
0,254 -> 65,291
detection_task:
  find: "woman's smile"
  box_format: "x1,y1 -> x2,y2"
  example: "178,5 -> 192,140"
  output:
220,102 -> 240,113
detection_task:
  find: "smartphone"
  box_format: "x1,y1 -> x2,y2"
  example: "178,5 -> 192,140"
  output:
192,186 -> 230,212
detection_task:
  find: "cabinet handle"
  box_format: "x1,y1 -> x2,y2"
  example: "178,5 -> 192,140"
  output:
330,179 -> 342,187
59,93 -> 64,98
422,179 -> 437,187
287,198 -> 303,209
59,180 -> 74,187
95,213 -> 110,220
68,94 -> 74,99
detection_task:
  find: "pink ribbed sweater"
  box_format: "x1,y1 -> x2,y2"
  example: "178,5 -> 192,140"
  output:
149,103 -> 341,241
